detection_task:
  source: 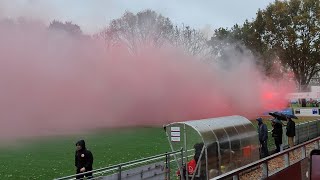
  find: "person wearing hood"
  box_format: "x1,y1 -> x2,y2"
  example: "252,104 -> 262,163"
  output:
256,117 -> 268,158
75,140 -> 94,179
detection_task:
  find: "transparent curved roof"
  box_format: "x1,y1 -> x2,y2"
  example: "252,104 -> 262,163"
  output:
165,115 -> 259,177
167,115 -> 258,146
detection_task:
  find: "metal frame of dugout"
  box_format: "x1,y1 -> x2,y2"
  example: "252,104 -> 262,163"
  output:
164,115 -> 260,180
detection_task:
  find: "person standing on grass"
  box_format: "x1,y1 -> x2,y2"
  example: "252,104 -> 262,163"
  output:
256,117 -> 269,158
286,117 -> 296,148
75,139 -> 94,179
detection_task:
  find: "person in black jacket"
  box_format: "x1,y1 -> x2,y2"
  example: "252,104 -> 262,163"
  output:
286,118 -> 296,148
75,140 -> 94,179
256,117 -> 269,158
271,119 -> 283,153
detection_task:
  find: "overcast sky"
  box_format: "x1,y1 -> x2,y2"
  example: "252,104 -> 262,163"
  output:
0,0 -> 275,34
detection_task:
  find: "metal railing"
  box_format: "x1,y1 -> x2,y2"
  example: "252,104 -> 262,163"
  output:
55,120 -> 320,180
54,148 -> 183,180
211,135 -> 320,179
266,119 -> 320,151
295,119 -> 320,144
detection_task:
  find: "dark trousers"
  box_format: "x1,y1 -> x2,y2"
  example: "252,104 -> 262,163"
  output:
260,140 -> 269,158
76,169 -> 93,179
274,137 -> 282,153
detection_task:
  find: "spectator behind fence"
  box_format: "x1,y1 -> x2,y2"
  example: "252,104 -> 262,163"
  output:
286,117 -> 296,148
271,119 -> 283,153
75,140 -> 94,179
256,117 -> 269,158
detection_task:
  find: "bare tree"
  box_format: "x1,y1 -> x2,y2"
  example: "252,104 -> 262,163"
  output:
171,25 -> 212,58
98,9 -> 212,59
99,10 -> 174,54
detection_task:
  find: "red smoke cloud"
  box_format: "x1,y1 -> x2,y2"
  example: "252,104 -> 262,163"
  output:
0,19 -> 295,140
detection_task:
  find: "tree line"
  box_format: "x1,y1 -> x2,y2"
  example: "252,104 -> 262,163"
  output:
3,0 -> 319,89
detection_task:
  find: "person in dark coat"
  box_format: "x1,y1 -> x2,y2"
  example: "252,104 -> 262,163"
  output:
256,117 -> 269,158
271,119 -> 283,153
286,118 -> 296,148
75,140 -> 94,179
